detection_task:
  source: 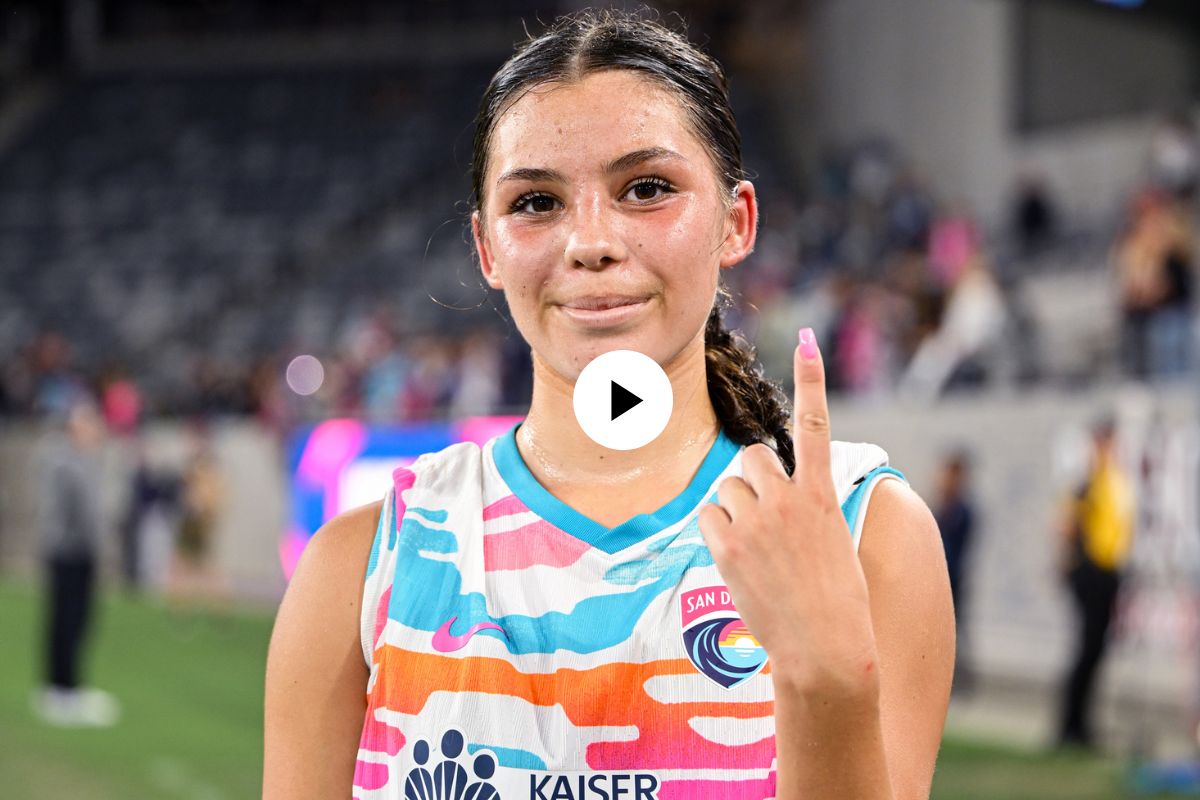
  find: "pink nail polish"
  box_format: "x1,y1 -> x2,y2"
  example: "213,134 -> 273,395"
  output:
798,327 -> 819,361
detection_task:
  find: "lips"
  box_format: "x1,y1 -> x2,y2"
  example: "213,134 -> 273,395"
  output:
561,295 -> 650,311
557,295 -> 651,329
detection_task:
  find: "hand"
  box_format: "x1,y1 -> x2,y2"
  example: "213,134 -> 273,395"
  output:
697,327 -> 880,692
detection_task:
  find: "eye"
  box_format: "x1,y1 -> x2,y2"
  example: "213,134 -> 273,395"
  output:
509,192 -> 561,215
623,176 -> 674,203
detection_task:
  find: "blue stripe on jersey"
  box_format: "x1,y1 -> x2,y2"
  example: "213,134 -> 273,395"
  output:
389,509 -> 716,654
841,466 -> 907,538
467,743 -> 548,770
365,492 -> 388,580
492,421 -> 740,555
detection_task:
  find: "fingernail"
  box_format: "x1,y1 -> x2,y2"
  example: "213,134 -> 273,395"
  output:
798,327 -> 819,361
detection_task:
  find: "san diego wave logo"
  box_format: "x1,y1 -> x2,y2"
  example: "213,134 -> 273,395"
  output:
680,585 -> 768,689
404,729 -> 500,800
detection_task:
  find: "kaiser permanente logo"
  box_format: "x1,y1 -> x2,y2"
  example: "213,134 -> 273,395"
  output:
403,729 -> 661,800
529,773 -> 660,800
680,585 -> 768,689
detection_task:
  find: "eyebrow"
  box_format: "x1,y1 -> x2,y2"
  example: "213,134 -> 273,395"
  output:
604,146 -> 686,175
495,147 -> 687,186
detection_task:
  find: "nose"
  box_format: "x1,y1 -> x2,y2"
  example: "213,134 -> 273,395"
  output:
563,190 -> 627,269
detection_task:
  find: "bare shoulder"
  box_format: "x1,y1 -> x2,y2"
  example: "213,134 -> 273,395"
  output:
857,478 -> 955,800
263,499 -> 384,800
857,478 -> 950,602
273,499 -> 384,638
291,499 -> 384,589
858,479 -> 940,562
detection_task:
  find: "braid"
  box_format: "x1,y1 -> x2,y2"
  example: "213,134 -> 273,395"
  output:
703,288 -> 796,476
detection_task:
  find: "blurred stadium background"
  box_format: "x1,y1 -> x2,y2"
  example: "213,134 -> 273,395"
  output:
2,0 -> 1200,797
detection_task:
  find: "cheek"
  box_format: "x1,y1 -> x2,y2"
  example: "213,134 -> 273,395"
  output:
488,219 -> 560,289
647,198 -> 723,317
640,195 -> 724,262
633,200 -> 725,303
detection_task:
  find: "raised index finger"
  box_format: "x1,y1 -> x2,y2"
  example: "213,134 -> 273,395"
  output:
793,327 -> 833,485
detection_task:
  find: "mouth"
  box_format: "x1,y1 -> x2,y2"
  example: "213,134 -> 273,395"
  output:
557,295 -> 651,327
561,295 -> 651,311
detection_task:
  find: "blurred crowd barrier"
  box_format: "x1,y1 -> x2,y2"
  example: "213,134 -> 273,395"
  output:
849,385 -> 1198,726
0,418 -> 287,604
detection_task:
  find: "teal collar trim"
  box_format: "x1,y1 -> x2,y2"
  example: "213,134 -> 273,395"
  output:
492,420 -> 740,555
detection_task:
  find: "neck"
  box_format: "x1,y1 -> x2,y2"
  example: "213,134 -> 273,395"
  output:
516,331 -> 721,490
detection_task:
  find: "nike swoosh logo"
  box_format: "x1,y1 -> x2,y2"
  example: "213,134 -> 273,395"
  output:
431,615 -> 506,652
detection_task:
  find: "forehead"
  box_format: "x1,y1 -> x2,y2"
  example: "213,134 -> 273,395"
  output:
487,70 -> 708,177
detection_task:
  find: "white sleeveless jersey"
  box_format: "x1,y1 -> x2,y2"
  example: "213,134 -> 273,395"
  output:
353,421 -> 906,800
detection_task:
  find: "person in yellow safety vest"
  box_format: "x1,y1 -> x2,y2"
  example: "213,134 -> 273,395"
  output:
1055,416 -> 1135,750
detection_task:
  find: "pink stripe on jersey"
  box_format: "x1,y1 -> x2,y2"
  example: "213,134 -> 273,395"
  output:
481,492 -> 528,520
658,773 -> 777,800
392,466 -> 416,498
484,517 -> 591,570
372,586 -> 391,653
353,760 -> 389,792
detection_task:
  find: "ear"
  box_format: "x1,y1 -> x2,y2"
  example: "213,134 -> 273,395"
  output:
718,180 -> 758,269
473,211 -> 504,290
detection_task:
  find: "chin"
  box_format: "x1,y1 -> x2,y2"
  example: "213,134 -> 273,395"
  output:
546,329 -> 658,375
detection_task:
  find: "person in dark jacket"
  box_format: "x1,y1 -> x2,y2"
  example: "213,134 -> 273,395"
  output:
31,399 -> 121,727
933,448 -> 976,693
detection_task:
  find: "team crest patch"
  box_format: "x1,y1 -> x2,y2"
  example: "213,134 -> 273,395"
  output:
680,585 -> 768,689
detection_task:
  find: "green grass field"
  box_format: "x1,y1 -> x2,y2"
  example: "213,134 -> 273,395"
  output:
0,577 -> 1170,799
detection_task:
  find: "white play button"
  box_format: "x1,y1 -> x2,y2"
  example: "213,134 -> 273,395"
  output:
573,349 -> 673,450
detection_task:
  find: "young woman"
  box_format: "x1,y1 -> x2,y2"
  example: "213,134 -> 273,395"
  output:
264,10 -> 954,799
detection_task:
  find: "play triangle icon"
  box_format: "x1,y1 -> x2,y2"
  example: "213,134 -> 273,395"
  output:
611,381 -> 643,421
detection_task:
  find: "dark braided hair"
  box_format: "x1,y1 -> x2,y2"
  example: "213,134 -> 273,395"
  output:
704,286 -> 795,475
470,8 -> 796,475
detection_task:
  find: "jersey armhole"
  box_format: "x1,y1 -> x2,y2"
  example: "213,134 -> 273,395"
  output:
840,466 -> 908,552
360,486 -> 397,670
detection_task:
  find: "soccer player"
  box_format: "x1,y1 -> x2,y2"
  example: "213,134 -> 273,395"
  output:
265,10 -> 954,799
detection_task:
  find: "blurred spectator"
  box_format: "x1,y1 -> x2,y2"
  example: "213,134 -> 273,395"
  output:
1011,168 -> 1059,259
346,313 -> 409,422
899,255 -> 1007,400
31,398 -> 121,727
1114,189 -> 1196,380
1055,417 -> 1135,750
450,327 -> 503,419
933,448 -> 976,694
927,203 -> 980,289
848,137 -> 896,209
99,365 -> 143,436
248,356 -> 288,433
192,356 -> 254,417
30,332 -> 87,418
886,171 -> 935,252
498,329 -> 534,411
167,428 -> 227,609
887,249 -> 942,368
830,282 -> 892,397
119,443 -> 181,595
400,335 -> 458,420
1149,113 -> 1199,203
821,273 -> 857,394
